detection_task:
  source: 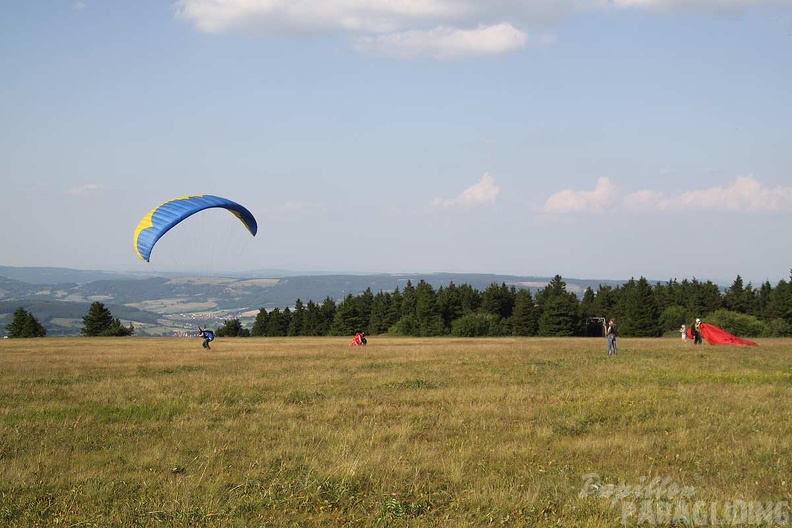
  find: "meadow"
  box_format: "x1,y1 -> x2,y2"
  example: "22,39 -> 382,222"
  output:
0,336 -> 789,527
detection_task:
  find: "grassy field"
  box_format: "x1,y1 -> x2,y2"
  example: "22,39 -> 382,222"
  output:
0,336 -> 789,527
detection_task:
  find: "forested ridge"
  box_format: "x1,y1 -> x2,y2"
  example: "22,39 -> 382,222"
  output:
238,274 -> 792,338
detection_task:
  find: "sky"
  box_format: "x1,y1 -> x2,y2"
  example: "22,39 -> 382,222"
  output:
2,0 -> 791,285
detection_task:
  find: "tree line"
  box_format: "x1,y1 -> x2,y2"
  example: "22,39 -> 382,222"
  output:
215,273 -> 792,338
5,302 -> 134,338
7,274 -> 791,339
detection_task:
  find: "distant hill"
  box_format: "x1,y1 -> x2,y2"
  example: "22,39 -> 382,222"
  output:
0,266 -> 625,336
0,266 -> 148,285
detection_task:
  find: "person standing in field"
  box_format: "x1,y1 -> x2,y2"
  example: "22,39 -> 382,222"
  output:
607,318 -> 618,356
680,324 -> 687,342
692,318 -> 703,345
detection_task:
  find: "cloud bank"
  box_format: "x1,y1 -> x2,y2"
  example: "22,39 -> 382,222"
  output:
543,175 -> 792,214
174,0 -> 792,58
432,173 -> 500,209
543,177 -> 617,215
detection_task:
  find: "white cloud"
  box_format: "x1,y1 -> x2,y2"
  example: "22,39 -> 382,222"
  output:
173,0 -> 571,58
173,0 -> 792,58
608,0 -> 789,9
173,0 -> 461,35
543,177 -> 618,214
354,23 -> 528,59
547,175 -> 792,215
73,1 -> 87,9
432,173 -> 500,209
675,174 -> 792,212
67,183 -> 105,196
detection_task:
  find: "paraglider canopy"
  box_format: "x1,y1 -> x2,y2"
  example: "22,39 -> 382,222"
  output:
699,322 -> 757,347
133,194 -> 257,262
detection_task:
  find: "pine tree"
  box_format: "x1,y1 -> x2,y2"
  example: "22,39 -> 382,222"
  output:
756,281 -> 774,321
6,307 -> 47,338
579,287 -> 597,318
318,297 -> 337,336
511,289 -> 537,336
480,282 -> 515,320
81,302 -> 132,336
82,302 -> 114,336
301,301 -> 323,336
537,295 -> 579,336
723,275 -> 750,313
414,280 -> 444,336
278,307 -> 292,336
536,276 -> 581,336
457,283 -> 481,314
331,294 -> 366,335
251,308 -> 270,336
263,308 -> 290,336
400,281 -> 417,321
619,277 -> 661,337
368,291 -> 396,334
390,281 -> 421,336
217,318 -> 246,337
436,283 -> 463,332
766,278 -> 792,325
357,288 -> 374,331
288,299 -> 305,336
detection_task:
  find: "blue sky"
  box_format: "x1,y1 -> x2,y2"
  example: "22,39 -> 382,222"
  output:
2,0 -> 791,285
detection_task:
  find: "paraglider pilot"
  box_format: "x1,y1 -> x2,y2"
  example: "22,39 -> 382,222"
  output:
198,327 -> 215,350
350,331 -> 367,346
692,318 -> 703,345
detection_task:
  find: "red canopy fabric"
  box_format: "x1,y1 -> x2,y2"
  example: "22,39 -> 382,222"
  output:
699,322 -> 758,347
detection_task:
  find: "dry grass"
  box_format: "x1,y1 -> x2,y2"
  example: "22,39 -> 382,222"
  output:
0,336 -> 790,527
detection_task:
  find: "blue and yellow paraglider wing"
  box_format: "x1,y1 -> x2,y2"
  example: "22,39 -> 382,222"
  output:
133,194 -> 257,262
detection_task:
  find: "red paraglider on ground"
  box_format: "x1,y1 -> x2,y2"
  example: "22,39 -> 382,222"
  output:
698,322 -> 758,347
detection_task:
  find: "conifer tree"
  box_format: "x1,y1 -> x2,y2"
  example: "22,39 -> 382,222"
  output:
318,297 -> 337,336
536,276 -> 580,336
357,288 -> 374,331
400,281 -> 417,321
368,291 -> 396,334
331,294 -> 366,335
723,275 -> 747,313
766,278 -> 792,325
414,280 -> 444,336
5,307 -> 47,338
301,300 -> 323,336
251,308 -> 270,336
217,318 -> 248,337
480,282 -> 515,320
288,299 -> 305,336
436,283 -> 463,332
619,277 -> 661,337
81,302 -> 134,336
511,289 -> 538,336
262,307 -> 290,336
